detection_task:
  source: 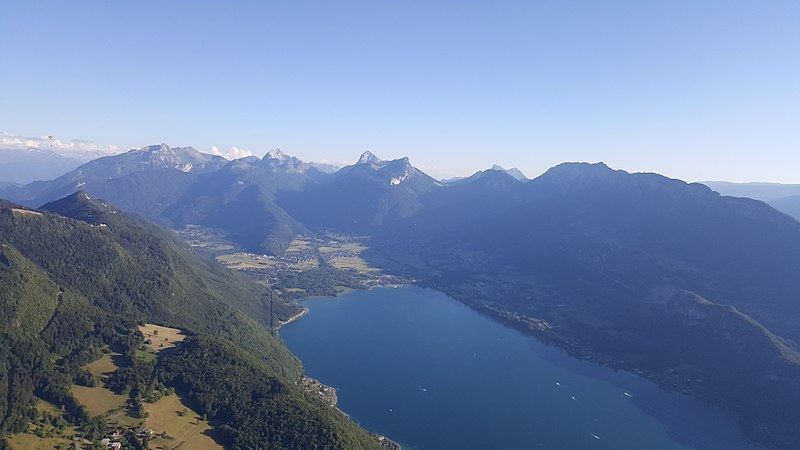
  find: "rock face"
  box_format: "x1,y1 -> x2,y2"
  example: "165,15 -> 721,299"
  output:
279,151 -> 442,230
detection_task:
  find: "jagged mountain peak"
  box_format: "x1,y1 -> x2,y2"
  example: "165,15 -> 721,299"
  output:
260,149 -> 317,175
341,152 -> 426,187
357,151 -> 383,166
266,148 -> 290,161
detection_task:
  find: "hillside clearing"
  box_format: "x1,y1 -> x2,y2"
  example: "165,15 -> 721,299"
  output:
11,208 -> 43,217
139,324 -> 187,352
84,352 -> 125,377
71,384 -> 127,416
6,433 -> 75,450
145,393 -> 222,450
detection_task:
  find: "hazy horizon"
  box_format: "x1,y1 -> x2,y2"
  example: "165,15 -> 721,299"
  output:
4,130 -> 800,184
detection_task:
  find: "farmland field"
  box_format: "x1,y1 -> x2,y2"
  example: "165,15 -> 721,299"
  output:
145,394 -> 222,450
329,256 -> 378,273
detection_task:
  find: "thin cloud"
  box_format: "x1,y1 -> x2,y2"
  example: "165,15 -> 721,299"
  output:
207,145 -> 254,160
0,131 -> 124,156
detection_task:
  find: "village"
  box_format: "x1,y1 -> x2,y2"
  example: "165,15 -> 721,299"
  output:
178,227 -> 408,296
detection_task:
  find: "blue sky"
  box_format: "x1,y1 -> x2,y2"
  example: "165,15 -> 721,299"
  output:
1,1 -> 798,181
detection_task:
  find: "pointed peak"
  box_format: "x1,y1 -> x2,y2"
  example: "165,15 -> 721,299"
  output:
358,151 -> 383,165
489,164 -> 528,181
266,148 -> 289,161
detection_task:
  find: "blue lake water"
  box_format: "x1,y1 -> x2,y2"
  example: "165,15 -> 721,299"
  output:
280,286 -> 754,450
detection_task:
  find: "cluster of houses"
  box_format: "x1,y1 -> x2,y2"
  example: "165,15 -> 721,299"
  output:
299,376 -> 338,407
96,427 -> 155,449
97,428 -> 122,448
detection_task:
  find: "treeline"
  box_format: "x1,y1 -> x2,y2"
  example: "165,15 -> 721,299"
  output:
157,336 -> 379,450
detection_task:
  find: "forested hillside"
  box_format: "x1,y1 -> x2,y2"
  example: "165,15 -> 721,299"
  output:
0,193 -> 381,449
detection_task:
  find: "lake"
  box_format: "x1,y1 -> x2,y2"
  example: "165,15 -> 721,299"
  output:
280,286 -> 753,450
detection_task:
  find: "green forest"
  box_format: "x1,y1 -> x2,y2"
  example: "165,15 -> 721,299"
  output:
0,194 -> 381,449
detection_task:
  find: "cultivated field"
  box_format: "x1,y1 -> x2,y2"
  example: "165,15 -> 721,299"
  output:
139,324 -> 187,352
319,242 -> 368,253
145,394 -> 222,450
216,253 -> 279,270
285,238 -> 312,251
329,256 -> 378,272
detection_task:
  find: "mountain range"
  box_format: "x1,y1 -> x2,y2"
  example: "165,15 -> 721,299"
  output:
702,180 -> 800,201
702,181 -> 800,222
3,144 -> 800,447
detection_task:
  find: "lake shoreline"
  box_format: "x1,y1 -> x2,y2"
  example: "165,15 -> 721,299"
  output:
414,283 -> 763,450
282,286 -> 752,450
283,296 -> 403,450
277,306 -> 309,329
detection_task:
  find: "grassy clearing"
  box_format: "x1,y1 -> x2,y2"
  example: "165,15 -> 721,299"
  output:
135,348 -> 157,363
72,351 -> 130,416
35,398 -> 63,416
84,352 -> 125,377
106,409 -> 141,428
329,256 -> 378,273
11,208 -> 43,217
6,433 -> 74,449
71,385 -> 127,417
139,324 -> 186,352
145,393 -> 222,450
